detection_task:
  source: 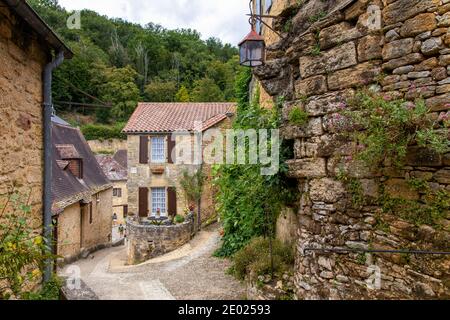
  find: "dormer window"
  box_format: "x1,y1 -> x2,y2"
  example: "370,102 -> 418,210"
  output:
56,144 -> 83,179
68,159 -> 83,179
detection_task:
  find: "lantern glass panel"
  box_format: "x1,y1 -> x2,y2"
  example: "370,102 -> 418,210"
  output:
239,40 -> 265,67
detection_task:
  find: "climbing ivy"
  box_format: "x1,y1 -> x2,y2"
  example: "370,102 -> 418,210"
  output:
213,69 -> 297,257
334,90 -> 449,168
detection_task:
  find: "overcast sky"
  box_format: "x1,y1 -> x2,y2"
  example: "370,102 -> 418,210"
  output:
58,0 -> 250,46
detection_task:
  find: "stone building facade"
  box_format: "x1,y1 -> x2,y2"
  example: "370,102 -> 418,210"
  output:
252,0 -> 450,299
96,151 -> 128,225
0,0 -> 68,228
124,103 -> 235,223
52,120 -> 113,263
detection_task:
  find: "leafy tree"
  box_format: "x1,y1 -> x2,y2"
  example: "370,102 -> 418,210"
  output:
175,86 -> 190,102
28,1 -> 240,124
191,78 -> 225,102
144,80 -> 177,102
96,65 -> 141,121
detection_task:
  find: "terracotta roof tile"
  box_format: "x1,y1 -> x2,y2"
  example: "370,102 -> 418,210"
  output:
123,102 -> 235,133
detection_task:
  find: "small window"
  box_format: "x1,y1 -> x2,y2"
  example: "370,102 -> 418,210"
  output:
113,188 -> 122,197
151,187 -> 166,216
151,137 -> 166,163
89,203 -> 93,224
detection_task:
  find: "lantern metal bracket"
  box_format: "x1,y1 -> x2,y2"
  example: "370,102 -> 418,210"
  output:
246,13 -> 285,39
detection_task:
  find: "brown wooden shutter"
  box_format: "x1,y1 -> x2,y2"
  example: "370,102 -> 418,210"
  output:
167,187 -> 177,217
138,187 -> 149,217
167,135 -> 176,164
139,136 -> 148,164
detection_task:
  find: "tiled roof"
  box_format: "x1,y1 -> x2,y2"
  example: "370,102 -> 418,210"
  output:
113,149 -> 127,168
123,102 -> 235,133
55,144 -> 80,159
96,154 -> 128,181
51,121 -> 111,214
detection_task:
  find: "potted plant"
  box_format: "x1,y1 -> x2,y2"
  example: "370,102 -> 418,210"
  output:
155,208 -> 161,219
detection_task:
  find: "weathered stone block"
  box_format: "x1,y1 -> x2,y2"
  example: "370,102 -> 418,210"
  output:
286,158 -> 327,178
382,38 -> 414,60
305,90 -> 353,116
357,35 -> 383,62
383,0 -> 436,25
431,67 -> 448,81
299,42 -> 357,78
310,178 -> 345,203
421,37 -> 444,56
319,22 -> 362,50
426,92 -> 450,111
328,61 -> 381,90
437,11 -> 450,27
384,179 -> 420,201
439,54 -> 450,66
434,169 -> 450,184
405,146 -> 443,167
382,53 -> 424,70
400,13 -> 437,37
295,75 -> 327,97
415,57 -> 439,71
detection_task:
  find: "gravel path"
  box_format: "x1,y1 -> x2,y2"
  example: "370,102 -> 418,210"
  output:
59,225 -> 246,300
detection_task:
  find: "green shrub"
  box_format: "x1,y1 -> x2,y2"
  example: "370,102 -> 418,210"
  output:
231,237 -> 294,281
288,106 -> 308,126
21,276 -> 62,300
80,122 -> 127,141
174,215 -> 185,224
337,90 -> 449,167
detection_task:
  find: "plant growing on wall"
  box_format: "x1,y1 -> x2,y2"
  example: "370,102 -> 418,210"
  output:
334,90 -> 449,168
179,168 -> 205,230
0,192 -> 55,300
213,69 -> 297,258
288,106 -> 309,126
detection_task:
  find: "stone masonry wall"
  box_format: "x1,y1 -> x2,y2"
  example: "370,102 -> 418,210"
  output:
126,219 -> 192,264
0,4 -> 49,236
254,0 -> 450,299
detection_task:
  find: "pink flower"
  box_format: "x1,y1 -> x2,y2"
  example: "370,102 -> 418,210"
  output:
338,102 -> 347,109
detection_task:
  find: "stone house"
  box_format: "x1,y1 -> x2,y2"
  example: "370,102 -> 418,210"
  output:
250,0 -> 450,299
96,150 -> 128,225
123,102 -> 235,222
0,0 -> 72,285
52,117 -> 113,263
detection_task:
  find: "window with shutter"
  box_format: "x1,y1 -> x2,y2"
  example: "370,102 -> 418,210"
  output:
138,187 -> 149,217
151,137 -> 165,163
167,187 -> 177,217
167,135 -> 176,164
151,187 -> 166,216
139,136 -> 149,164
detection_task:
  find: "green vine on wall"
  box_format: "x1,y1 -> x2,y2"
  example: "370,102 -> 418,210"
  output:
213,68 -> 297,257
333,90 -> 449,168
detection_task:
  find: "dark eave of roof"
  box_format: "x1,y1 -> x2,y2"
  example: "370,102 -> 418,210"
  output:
4,0 -> 73,59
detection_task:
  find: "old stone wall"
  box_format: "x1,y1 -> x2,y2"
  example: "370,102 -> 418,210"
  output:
255,0 -> 450,299
126,219 -> 192,264
56,188 -> 113,263
0,4 -> 49,231
87,139 -> 127,154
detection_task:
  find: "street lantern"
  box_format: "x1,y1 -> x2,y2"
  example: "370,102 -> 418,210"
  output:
238,28 -> 266,67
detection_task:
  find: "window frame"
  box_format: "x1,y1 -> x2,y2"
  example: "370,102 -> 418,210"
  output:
113,188 -> 122,197
150,187 -> 167,217
150,136 -> 167,164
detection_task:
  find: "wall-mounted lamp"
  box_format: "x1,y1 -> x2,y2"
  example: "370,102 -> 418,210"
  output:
238,0 -> 283,67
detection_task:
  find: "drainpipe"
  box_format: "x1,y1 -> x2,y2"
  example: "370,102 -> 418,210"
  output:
43,51 -> 65,283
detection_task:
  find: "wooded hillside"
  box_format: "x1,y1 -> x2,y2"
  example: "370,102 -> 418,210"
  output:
29,0 -> 241,124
